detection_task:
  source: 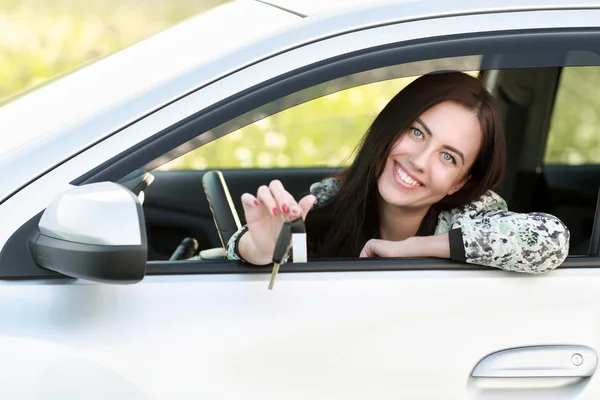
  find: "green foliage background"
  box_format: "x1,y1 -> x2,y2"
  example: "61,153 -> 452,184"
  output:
0,0 -> 224,101
1,0 -> 597,168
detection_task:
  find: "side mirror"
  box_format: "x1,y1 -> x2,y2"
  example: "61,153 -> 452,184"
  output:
29,182 -> 147,284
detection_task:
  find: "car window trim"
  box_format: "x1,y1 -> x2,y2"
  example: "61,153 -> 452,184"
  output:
142,256 -> 600,276
0,253 -> 595,281
4,28 -> 600,279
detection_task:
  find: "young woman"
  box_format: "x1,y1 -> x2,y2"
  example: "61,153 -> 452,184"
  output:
226,72 -> 570,274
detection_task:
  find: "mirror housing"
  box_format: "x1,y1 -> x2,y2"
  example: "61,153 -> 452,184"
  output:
29,182 -> 147,284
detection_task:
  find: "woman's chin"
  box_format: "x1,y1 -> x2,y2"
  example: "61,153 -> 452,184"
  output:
379,185 -> 418,207
378,183 -> 440,210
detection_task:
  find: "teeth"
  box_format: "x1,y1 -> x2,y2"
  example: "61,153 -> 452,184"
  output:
395,164 -> 422,187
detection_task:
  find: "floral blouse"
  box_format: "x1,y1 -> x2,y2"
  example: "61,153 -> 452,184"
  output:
227,178 -> 571,274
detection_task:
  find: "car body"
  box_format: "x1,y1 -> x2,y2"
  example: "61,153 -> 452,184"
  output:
2,0 -> 600,398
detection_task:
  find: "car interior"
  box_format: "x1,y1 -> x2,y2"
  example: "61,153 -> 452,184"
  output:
125,63 -> 600,263
489,68 -> 600,257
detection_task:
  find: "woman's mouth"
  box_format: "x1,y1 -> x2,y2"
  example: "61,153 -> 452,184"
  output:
394,162 -> 423,188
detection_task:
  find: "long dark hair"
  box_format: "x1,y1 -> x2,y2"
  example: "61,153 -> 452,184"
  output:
305,71 -> 506,258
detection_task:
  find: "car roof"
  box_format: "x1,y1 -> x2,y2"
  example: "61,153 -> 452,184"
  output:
263,0 -> 600,17
259,0 -> 405,17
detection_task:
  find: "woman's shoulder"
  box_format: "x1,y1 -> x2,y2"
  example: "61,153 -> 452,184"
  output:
309,177 -> 342,208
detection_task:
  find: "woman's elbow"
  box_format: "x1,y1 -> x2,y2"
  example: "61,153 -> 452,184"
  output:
531,218 -> 571,273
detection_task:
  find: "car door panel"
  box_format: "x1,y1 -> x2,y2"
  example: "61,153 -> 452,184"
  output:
143,168 -> 336,259
1,268 -> 599,399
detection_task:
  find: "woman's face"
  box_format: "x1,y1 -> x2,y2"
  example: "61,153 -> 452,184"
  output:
377,101 -> 483,211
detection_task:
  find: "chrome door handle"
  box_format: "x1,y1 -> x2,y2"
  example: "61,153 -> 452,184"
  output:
472,345 -> 597,378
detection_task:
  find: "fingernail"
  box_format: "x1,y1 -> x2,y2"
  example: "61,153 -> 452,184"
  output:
282,204 -> 289,213
272,207 -> 280,216
291,207 -> 300,215
254,200 -> 260,206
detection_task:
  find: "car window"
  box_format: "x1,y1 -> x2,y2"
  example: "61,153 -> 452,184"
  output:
543,66 -> 600,255
143,60 -> 592,262
157,78 -> 414,169
9,27 -> 600,279
545,67 -> 600,165
159,77 -> 416,170
140,55 -> 481,262
151,57 -> 481,172
94,31 -> 600,272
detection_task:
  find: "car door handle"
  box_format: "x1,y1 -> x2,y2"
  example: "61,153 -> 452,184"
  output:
472,345 -> 597,378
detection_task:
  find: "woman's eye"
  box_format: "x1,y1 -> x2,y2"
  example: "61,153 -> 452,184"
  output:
442,152 -> 456,164
411,127 -> 423,139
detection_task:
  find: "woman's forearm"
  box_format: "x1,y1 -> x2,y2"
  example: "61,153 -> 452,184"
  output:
408,233 -> 451,258
360,234 -> 452,259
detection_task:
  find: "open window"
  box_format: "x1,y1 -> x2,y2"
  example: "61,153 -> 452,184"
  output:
140,55 -> 483,260
108,32 -> 600,273
5,29 -> 600,280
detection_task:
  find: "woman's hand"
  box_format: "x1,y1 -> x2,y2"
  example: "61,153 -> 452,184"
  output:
359,239 -> 412,258
360,234 -> 451,259
239,180 -> 316,265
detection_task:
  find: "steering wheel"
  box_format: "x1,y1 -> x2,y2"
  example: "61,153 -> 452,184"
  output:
202,170 -> 242,249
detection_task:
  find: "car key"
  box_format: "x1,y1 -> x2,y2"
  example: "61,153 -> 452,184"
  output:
269,222 -> 293,290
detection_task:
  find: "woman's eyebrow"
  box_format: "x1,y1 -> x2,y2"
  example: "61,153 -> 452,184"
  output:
415,118 -> 433,137
415,117 -> 465,164
443,145 -> 465,164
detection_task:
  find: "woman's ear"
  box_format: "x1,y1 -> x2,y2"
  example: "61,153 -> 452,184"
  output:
447,175 -> 471,196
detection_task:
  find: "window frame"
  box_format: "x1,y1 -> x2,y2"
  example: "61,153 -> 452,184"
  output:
4,28 -> 600,279
86,28 -> 600,276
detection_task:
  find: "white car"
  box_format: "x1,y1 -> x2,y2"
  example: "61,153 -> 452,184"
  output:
1,0 -> 600,398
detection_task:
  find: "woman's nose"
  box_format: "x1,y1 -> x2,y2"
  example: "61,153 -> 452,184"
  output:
408,148 -> 429,172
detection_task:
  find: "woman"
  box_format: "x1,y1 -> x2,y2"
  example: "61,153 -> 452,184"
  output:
226,72 -> 570,274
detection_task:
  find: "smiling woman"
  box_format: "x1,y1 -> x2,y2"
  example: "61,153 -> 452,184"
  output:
227,72 -> 571,274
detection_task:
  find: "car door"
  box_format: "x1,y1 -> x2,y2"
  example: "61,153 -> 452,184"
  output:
4,7 -> 600,400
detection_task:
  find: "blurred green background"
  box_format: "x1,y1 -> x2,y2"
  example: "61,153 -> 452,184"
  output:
1,0 -> 598,169
0,0 -> 225,100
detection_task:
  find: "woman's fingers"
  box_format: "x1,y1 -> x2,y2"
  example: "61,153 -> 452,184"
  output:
359,242 -> 372,258
246,180 -> 308,221
240,193 -> 265,220
360,239 -> 404,258
360,239 -> 381,258
240,192 -> 260,209
298,194 -> 317,219
268,180 -> 307,218
256,185 -> 280,217
268,180 -> 299,216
